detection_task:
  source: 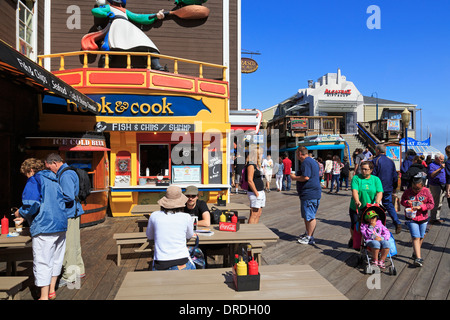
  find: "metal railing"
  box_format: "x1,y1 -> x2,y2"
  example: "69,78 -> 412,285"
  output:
37,50 -> 227,81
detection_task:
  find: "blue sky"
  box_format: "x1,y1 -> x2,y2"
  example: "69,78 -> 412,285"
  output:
241,0 -> 450,154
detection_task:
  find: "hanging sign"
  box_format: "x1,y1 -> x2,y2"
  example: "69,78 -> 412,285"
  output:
241,58 -> 258,73
95,122 -> 195,132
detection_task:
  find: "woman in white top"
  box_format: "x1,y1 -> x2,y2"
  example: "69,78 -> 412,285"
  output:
146,186 -> 196,271
324,154 -> 333,189
262,154 -> 274,192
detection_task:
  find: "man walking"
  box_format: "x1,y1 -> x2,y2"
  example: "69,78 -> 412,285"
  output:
428,153 -> 446,224
372,144 -> 402,234
282,152 -> 292,191
290,147 -> 321,245
45,153 -> 85,287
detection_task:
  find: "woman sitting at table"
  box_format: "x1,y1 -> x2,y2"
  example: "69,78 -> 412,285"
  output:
14,158 -> 67,300
146,186 -> 196,271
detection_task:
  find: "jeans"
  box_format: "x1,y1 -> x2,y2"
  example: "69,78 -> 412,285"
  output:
406,220 -> 428,239
152,259 -> 196,271
340,175 -> 349,189
330,174 -> 340,192
366,239 -> 390,249
283,174 -> 291,191
382,192 -> 401,226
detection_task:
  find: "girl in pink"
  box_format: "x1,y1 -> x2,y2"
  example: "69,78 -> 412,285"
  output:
400,177 -> 434,267
360,210 -> 391,268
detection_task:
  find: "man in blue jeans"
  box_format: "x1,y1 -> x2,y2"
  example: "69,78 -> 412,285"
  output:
372,144 -> 402,234
291,147 -> 321,245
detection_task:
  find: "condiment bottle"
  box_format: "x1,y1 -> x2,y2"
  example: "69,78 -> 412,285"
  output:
248,257 -> 259,275
247,244 -> 252,262
231,213 -> 238,224
234,254 -> 239,265
219,212 -> 226,222
236,257 -> 247,276
1,215 -> 9,235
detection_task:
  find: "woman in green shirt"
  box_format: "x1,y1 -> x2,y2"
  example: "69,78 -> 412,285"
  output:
348,161 -> 383,248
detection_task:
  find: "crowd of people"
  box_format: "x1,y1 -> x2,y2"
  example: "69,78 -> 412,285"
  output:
230,143 -> 450,268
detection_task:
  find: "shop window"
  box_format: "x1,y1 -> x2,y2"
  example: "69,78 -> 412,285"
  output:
139,144 -> 169,177
17,0 -> 36,60
171,143 -> 202,165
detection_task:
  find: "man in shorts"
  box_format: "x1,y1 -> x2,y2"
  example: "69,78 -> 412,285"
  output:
291,147 -> 322,245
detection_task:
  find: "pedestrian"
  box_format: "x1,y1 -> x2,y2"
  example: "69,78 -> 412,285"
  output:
427,153 -> 446,224
372,144 -> 402,234
353,148 -> 365,176
233,152 -> 246,194
14,158 -> 67,300
290,146 -> 321,245
324,154 -> 333,189
362,147 -> 373,161
400,149 -> 417,190
329,155 -> 343,194
401,177 -> 434,267
282,152 -> 292,191
275,156 -> 284,192
340,156 -> 350,191
403,156 -> 427,189
262,154 -> 274,192
348,161 -> 383,248
184,185 -> 210,227
146,185 -> 196,271
246,148 -> 265,224
45,153 -> 85,287
445,145 -> 450,209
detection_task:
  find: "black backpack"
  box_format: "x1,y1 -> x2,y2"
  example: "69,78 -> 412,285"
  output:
59,166 -> 91,204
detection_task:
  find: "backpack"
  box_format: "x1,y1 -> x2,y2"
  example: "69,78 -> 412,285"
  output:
59,166 -> 91,204
239,165 -> 248,190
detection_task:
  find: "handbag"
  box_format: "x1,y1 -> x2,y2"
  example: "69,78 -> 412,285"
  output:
388,232 -> 397,256
188,235 -> 205,269
210,206 -> 222,224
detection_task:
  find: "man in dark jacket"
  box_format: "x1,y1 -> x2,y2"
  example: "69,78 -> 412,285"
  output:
400,149 -> 417,190
372,144 -> 402,234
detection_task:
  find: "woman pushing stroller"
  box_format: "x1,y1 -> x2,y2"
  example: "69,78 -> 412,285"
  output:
360,210 -> 391,269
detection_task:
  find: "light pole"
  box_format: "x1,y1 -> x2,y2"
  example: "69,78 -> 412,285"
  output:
401,108 -> 411,155
371,92 -> 378,120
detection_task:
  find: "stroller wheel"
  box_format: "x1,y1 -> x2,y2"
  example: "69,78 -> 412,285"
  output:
389,266 -> 397,276
365,265 -> 374,274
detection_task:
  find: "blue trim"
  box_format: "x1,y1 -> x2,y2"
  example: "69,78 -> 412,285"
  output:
344,141 -> 352,166
356,123 -> 377,146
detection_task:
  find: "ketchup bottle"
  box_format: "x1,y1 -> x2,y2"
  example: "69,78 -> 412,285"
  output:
248,257 -> 259,275
231,214 -> 238,224
1,215 -> 9,235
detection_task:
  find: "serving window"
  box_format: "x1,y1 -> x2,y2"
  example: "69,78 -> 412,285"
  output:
139,144 -> 170,178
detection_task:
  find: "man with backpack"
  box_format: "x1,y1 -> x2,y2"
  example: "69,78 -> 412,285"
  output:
45,153 -> 86,288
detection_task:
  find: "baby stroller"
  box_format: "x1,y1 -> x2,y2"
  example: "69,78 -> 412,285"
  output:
355,204 -> 397,276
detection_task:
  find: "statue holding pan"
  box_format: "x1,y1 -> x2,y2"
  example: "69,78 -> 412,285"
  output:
82,0 -> 210,71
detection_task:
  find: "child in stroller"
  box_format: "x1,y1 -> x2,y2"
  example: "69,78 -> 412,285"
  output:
357,204 -> 397,275
360,209 -> 391,269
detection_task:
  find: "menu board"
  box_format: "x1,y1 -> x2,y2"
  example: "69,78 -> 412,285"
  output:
208,149 -> 222,184
172,165 -> 201,183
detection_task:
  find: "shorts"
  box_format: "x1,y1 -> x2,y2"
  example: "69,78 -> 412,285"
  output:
406,220 -> 428,239
366,240 -> 390,249
265,173 -> 272,182
248,191 -> 266,208
300,198 -> 320,221
234,174 -> 241,185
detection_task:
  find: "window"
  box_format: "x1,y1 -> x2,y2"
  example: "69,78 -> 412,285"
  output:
17,0 -> 35,59
139,145 -> 169,177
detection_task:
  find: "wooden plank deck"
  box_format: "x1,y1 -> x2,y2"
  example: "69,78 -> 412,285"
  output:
2,184 -> 449,300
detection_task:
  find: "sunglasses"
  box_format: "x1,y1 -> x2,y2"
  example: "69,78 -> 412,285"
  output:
186,195 -> 198,198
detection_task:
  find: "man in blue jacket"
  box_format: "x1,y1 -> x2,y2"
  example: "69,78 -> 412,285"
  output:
372,144 -> 402,234
45,153 -> 85,288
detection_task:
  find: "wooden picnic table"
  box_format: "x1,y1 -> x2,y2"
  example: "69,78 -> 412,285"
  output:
0,228 -> 32,275
113,223 -> 279,266
131,202 -> 250,216
114,264 -> 347,300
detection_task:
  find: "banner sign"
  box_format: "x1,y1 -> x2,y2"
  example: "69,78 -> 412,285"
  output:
399,137 -> 430,146
291,118 -> 308,130
95,122 -> 195,132
387,119 -> 400,131
0,40 -> 98,114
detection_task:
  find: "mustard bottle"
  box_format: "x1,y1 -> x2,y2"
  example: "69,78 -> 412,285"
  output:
236,257 -> 247,276
220,212 -> 226,222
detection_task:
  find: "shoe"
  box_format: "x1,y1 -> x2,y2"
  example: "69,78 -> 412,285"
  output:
48,292 -> 56,300
378,260 -> 386,269
298,235 -> 315,245
348,238 -> 353,248
430,219 -> 443,225
395,224 -> 402,234
414,258 -> 423,267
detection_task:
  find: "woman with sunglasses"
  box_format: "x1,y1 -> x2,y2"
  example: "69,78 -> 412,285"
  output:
347,161 -> 384,248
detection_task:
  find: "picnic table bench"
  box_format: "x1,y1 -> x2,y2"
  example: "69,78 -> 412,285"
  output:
0,277 -> 28,300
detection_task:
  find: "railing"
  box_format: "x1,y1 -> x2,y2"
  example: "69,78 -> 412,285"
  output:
268,115 -> 343,138
37,51 -> 227,81
356,122 -> 380,152
360,119 -> 403,142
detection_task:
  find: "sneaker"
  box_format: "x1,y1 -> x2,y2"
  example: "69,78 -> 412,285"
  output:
378,260 -> 386,269
414,258 -> 423,267
395,224 -> 402,234
298,235 -> 315,245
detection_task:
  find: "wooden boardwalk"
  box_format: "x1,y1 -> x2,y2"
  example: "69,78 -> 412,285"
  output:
3,184 -> 449,300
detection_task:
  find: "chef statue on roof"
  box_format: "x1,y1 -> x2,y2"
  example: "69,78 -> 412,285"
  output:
82,0 -> 208,71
